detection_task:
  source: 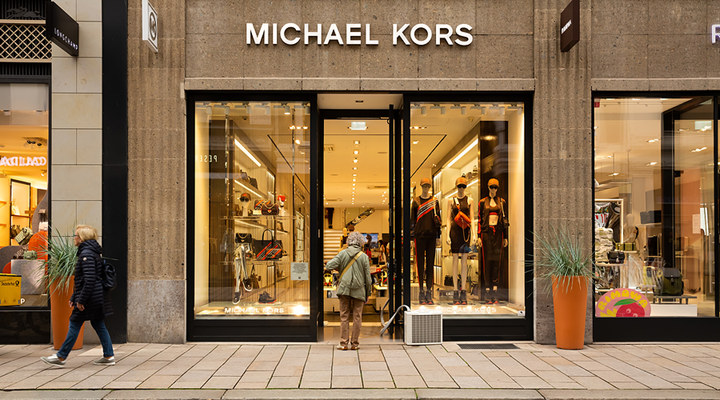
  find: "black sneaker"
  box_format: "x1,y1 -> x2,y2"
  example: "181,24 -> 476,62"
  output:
425,290 -> 434,305
258,291 -> 275,304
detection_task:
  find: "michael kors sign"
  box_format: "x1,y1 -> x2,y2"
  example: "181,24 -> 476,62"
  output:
246,23 -> 474,46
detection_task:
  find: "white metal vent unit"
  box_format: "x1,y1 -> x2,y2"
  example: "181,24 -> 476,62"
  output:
404,308 -> 442,345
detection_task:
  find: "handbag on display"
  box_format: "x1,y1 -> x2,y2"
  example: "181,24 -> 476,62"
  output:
262,201 -> 279,215
235,232 -> 253,244
249,266 -> 261,289
453,198 -> 471,229
249,177 -> 258,189
254,200 -> 264,211
607,251 -> 625,264
432,201 -> 442,230
444,275 -> 453,287
500,199 -> 510,229
253,229 -> 283,260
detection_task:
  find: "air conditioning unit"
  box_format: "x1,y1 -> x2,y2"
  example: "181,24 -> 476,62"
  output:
404,308 -> 442,345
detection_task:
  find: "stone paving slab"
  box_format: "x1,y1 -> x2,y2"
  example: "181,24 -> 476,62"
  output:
223,389 -> 417,399
416,389 -> 544,399
106,390 -> 225,399
0,390 -> 110,399
538,389 -> 720,399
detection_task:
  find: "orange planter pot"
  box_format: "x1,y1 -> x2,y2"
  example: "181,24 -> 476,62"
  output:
552,276 -> 588,350
50,278 -> 84,351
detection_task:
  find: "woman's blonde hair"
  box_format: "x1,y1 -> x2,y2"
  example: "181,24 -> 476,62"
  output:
75,225 -> 98,243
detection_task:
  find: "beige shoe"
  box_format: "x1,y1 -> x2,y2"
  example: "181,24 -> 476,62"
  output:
350,345 -> 359,350
337,344 -> 348,351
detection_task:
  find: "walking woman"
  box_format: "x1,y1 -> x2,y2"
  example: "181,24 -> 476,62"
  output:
42,225 -> 114,366
325,231 -> 372,350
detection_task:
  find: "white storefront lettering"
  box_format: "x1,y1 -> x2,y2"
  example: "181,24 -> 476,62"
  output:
247,23 -> 473,46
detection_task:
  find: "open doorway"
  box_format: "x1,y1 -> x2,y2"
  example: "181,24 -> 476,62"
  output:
318,94 -> 402,344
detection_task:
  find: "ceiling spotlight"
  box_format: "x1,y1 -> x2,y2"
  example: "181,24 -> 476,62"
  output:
295,139 -> 301,145
440,106 -> 446,115
647,139 -> 659,143
410,126 -> 427,130
284,105 -> 291,115
353,167 -> 357,170
353,178 -> 356,182
225,106 -> 230,115
646,162 -> 657,166
499,107 -> 505,116
421,106 -> 427,115
354,141 -> 360,145
609,172 -> 619,176
353,183 -> 355,186
305,105 -> 311,114
354,150 -> 359,155
353,158 -> 358,163
352,173 -> 357,176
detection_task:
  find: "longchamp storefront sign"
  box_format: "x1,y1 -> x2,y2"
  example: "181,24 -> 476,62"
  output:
246,23 -> 474,46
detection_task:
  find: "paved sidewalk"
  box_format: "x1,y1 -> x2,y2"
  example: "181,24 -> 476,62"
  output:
1,342 -> 720,398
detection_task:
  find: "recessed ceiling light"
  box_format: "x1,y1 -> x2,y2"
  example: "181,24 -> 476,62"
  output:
691,147 -> 707,153
352,179 -> 356,182
295,139 -> 301,145
353,167 -> 357,170
646,162 -> 657,166
354,141 -> 360,145
354,150 -> 359,155
410,127 -> 427,130
413,141 -> 419,144
647,139 -> 659,143
349,122 -> 367,130
353,159 -> 358,163
609,172 -> 619,176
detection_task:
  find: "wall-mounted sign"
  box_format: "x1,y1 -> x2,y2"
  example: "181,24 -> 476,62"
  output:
142,0 -> 158,53
44,1 -> 79,56
560,0 -> 580,52
595,288 -> 651,317
291,262 -> 309,281
246,23 -> 473,47
713,25 -> 720,44
0,156 -> 47,167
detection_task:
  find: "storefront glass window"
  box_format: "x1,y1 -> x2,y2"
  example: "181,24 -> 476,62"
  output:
410,102 -> 526,317
0,83 -> 49,308
193,101 -> 311,318
594,97 -> 715,318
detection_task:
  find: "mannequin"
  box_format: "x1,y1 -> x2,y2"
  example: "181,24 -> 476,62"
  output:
447,176 -> 475,305
411,177 -> 440,305
478,178 -> 508,304
240,193 -> 252,216
623,214 -> 638,248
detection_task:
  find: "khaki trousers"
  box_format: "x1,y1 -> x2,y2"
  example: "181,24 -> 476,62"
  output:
338,295 -> 364,346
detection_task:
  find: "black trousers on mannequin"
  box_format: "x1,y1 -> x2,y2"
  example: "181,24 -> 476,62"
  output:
414,237 -> 435,291
480,229 -> 504,300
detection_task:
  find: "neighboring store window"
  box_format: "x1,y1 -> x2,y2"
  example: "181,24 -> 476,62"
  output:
410,102 -> 526,317
0,83 -> 49,307
594,97 -> 716,318
194,101 -> 311,318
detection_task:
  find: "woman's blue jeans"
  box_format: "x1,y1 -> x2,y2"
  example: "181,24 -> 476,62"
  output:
57,319 -> 114,359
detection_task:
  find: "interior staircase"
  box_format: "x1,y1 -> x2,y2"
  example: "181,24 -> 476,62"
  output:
324,229 -> 344,263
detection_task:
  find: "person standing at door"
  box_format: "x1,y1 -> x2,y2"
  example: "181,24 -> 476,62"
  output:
325,231 -> 372,351
411,177 -> 440,305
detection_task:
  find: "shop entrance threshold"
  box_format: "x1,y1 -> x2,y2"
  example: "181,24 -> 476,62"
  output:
318,313 -> 404,344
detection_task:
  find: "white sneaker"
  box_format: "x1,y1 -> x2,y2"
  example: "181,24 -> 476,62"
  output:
41,354 -> 66,367
93,356 -> 115,366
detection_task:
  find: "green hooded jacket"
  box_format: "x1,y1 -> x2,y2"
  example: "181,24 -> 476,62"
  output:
325,244 -> 373,301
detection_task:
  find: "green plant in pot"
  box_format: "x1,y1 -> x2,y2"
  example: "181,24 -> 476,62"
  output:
534,226 -> 593,350
38,225 -> 84,350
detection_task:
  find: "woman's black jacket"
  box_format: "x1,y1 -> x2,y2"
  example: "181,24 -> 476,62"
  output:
70,239 -> 113,322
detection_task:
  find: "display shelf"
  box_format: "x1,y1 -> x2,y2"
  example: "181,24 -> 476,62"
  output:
11,214 -> 30,218
323,285 -> 337,291
234,180 -> 265,198
373,285 -> 388,291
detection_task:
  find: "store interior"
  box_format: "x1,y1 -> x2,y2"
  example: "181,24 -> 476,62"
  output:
594,97 -> 716,317
0,83 -> 49,307
320,94 -> 526,343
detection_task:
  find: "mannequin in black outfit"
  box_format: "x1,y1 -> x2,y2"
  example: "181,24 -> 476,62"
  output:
411,177 -> 440,305
478,178 -> 508,304
447,176 -> 475,305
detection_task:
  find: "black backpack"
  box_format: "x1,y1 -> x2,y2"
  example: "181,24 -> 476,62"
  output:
100,258 -> 117,291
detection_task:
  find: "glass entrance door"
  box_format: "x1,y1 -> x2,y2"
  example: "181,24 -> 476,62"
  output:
319,105 -> 404,341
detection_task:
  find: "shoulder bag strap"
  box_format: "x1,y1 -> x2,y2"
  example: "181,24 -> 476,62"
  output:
339,252 -> 363,282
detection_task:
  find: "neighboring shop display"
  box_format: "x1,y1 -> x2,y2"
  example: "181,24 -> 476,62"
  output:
193,100 -> 311,317
593,97 -> 716,317
0,83 -> 49,308
409,101 -> 526,317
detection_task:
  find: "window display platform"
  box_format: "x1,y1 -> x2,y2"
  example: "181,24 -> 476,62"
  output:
196,301 -> 309,318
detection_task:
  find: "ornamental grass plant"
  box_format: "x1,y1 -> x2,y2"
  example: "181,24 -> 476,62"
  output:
533,226 -> 594,294
38,225 -> 78,295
